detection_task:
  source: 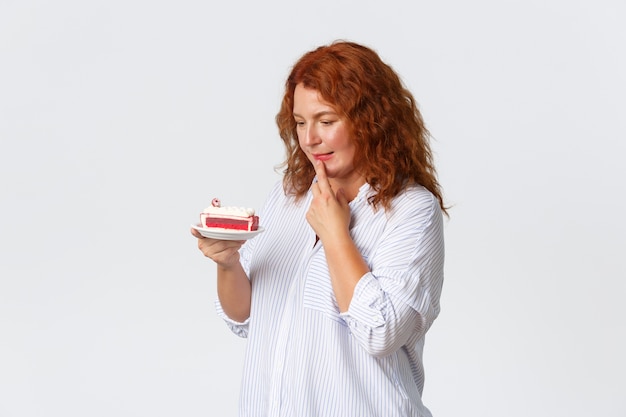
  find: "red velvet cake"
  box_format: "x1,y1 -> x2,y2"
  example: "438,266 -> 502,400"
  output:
200,198 -> 259,231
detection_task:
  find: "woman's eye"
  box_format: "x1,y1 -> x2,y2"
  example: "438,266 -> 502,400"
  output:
320,120 -> 334,125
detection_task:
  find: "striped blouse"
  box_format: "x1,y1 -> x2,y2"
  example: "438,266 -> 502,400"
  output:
216,179 -> 445,417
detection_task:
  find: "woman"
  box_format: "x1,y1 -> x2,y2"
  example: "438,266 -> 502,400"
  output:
192,40 -> 447,417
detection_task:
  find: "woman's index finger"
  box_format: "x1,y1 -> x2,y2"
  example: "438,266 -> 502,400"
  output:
314,160 -> 333,192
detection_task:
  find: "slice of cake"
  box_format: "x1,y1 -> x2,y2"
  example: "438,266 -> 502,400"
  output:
200,198 -> 259,231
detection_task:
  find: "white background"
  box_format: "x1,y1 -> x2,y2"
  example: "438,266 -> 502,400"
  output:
1,0 -> 625,416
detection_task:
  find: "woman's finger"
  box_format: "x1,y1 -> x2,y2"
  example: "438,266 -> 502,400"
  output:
190,228 -> 205,239
313,160 -> 333,195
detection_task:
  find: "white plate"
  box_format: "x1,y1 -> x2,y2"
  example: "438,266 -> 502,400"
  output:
191,224 -> 265,240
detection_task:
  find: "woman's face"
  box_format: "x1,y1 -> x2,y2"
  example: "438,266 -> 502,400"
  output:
293,84 -> 363,189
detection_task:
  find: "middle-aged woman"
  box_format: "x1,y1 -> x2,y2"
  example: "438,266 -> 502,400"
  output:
192,40 -> 447,417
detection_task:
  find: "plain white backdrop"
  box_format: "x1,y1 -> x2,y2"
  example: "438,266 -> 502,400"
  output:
1,0 -> 625,416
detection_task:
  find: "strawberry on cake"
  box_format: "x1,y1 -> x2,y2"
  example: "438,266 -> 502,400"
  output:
200,198 -> 259,232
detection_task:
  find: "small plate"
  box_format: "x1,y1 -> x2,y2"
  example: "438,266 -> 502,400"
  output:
191,224 -> 265,241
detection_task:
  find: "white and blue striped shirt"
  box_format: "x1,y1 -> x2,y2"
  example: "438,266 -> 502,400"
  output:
216,179 -> 445,417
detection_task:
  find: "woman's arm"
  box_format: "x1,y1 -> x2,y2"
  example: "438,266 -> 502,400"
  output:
307,171 -> 445,357
191,228 -> 251,322
216,262 -> 251,322
306,161 -> 369,312
321,230 -> 369,312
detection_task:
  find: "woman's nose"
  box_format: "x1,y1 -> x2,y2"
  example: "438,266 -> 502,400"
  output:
302,125 -> 320,146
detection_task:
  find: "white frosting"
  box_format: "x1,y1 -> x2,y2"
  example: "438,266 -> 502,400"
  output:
202,206 -> 255,217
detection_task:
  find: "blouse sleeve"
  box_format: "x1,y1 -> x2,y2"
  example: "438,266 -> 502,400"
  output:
339,190 -> 445,357
215,300 -> 250,337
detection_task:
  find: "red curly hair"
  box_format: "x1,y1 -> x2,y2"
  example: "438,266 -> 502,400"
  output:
276,40 -> 447,214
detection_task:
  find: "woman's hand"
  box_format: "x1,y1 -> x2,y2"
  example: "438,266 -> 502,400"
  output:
190,228 -> 245,269
306,160 -> 351,242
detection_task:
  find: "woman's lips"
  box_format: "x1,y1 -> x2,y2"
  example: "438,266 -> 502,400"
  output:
313,153 -> 333,161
